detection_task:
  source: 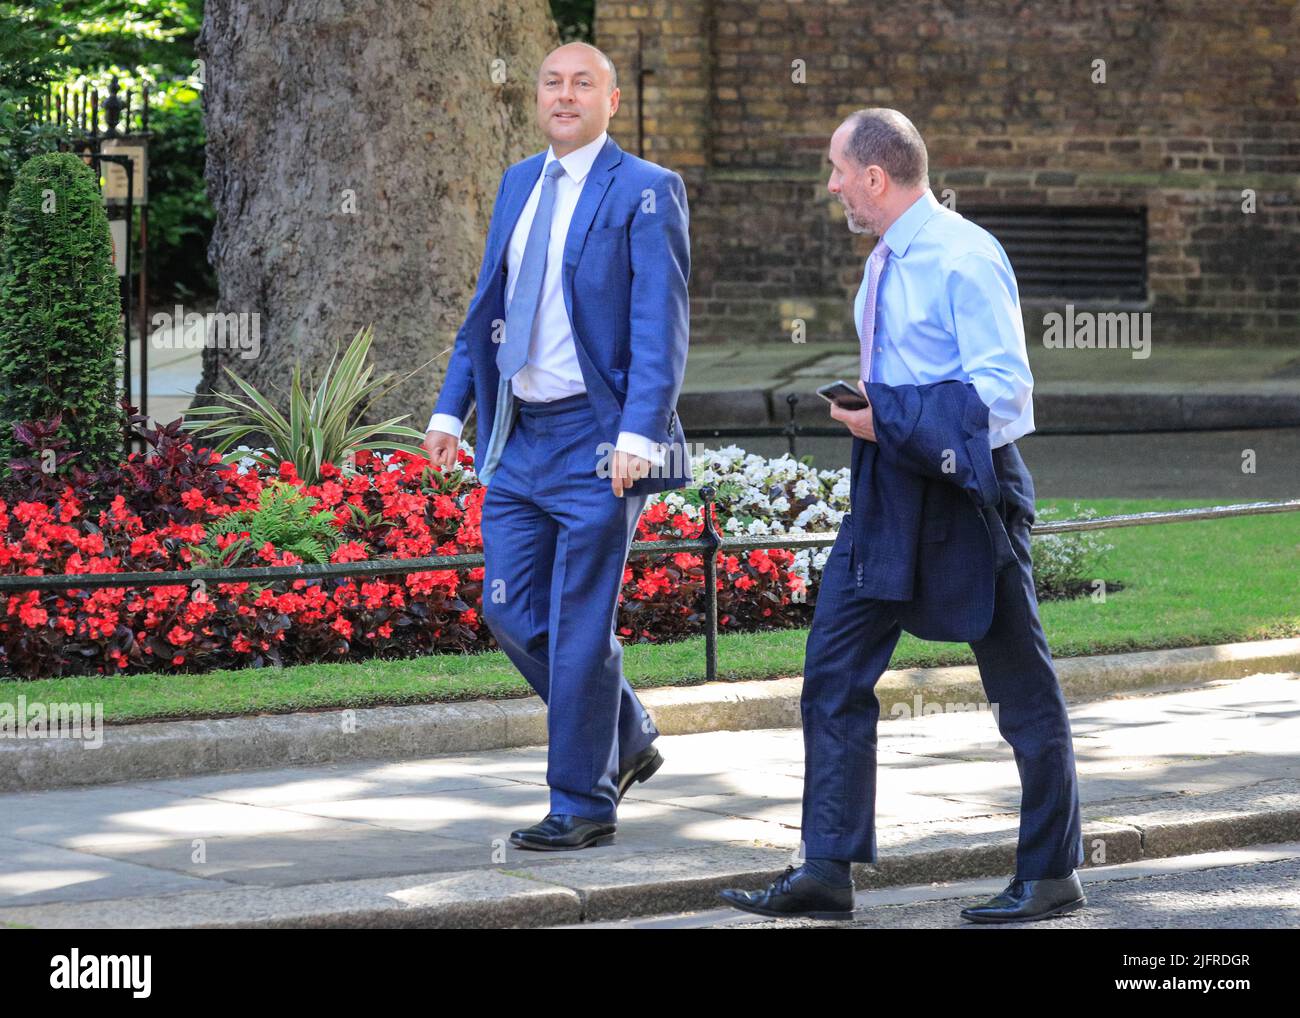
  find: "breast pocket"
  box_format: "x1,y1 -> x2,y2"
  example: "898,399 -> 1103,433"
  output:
586,225 -> 628,243
578,225 -> 630,279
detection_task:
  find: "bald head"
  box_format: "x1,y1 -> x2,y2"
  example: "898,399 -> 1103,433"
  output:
541,42 -> 617,93
536,42 -> 621,155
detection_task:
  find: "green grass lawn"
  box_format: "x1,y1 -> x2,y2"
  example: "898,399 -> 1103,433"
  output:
3,498 -> 1296,723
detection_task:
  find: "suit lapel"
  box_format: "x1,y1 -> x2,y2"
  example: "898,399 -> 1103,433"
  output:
552,136 -> 623,424
486,152 -> 546,282
562,135 -> 622,270
561,136 -> 623,322
481,137 -> 621,319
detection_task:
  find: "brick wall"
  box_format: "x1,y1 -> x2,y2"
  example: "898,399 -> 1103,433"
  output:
596,0 -> 1299,345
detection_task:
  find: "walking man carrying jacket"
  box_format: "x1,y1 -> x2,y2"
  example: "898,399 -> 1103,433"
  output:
719,108 -> 1087,923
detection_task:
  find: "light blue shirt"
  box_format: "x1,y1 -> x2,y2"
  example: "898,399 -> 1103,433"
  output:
855,189 -> 1034,448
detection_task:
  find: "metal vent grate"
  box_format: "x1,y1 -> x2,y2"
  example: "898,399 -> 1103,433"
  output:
958,206 -> 1147,301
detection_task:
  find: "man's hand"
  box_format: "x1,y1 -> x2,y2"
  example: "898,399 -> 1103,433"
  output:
829,378 -> 876,442
610,449 -> 651,497
423,429 -> 459,470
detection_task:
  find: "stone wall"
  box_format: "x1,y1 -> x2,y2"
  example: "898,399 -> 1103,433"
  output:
596,0 -> 1299,345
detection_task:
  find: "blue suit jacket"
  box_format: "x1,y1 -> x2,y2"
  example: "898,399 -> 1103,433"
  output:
433,135 -> 693,495
848,380 -> 1018,643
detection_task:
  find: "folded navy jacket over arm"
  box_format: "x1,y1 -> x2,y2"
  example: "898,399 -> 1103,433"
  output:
845,379 -> 1019,643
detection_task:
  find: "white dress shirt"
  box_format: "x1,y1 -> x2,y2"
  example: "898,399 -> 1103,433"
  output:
855,189 -> 1035,449
429,130 -> 661,465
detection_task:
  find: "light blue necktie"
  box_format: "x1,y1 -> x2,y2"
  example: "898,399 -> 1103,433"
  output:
479,159 -> 567,486
859,239 -> 891,385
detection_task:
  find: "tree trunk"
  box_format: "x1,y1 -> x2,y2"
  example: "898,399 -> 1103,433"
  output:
195,0 -> 557,440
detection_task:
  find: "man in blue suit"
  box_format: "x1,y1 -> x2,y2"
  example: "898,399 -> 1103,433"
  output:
721,109 -> 1086,922
423,42 -> 691,850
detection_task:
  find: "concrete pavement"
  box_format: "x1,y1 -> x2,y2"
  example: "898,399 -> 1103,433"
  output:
678,341 -> 1300,432
6,638 -> 1297,793
1,670 -> 1297,929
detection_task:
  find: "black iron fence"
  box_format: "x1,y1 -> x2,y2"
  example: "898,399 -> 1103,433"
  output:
0,489 -> 1296,683
684,393 -> 1300,460
685,394 -> 835,460
29,75 -> 157,452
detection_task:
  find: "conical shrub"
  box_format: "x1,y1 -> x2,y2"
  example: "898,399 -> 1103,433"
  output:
0,151 -> 123,473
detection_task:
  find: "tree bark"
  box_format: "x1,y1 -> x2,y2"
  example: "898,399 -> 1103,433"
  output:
195,0 -> 557,438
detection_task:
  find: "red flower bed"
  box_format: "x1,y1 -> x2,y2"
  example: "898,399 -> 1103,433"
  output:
0,419 -> 808,679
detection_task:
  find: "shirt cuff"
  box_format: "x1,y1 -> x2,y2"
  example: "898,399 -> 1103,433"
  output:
616,430 -> 666,468
427,413 -> 463,438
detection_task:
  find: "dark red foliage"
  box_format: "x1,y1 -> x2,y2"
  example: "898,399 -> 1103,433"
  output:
0,414 -> 808,679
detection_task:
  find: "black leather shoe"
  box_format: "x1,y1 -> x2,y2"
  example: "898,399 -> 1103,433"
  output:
509,813 -> 616,852
616,746 -> 664,803
718,865 -> 854,921
960,869 -> 1086,924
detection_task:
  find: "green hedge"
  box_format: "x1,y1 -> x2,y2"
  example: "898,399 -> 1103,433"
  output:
0,151 -> 122,471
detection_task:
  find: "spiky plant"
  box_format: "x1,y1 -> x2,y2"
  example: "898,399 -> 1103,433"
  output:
181,324 -> 436,485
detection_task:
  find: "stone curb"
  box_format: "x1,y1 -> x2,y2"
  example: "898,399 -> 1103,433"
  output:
2,779 -> 1296,929
2,637 -> 1297,794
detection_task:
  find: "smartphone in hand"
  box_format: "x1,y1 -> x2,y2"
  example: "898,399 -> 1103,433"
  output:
816,380 -> 870,411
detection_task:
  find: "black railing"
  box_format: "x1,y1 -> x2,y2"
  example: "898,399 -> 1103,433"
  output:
685,394 -> 829,459
684,392 -> 1300,457
1,491 -> 1296,683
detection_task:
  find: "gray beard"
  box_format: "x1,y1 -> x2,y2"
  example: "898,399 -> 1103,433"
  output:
842,202 -> 872,234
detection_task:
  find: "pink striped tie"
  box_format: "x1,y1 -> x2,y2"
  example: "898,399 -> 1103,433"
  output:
859,239 -> 891,386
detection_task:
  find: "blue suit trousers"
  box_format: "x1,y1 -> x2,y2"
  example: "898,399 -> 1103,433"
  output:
480,393 -> 659,822
799,442 -> 1085,879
